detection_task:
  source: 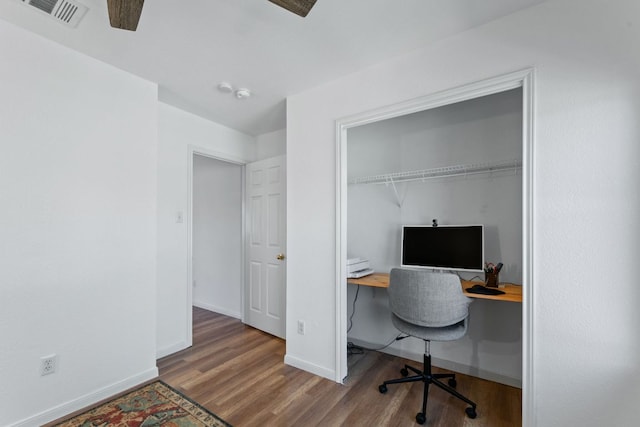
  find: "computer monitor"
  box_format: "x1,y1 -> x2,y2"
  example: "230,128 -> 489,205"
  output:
401,225 -> 484,272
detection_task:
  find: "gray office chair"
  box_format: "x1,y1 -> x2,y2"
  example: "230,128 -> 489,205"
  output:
378,268 -> 477,425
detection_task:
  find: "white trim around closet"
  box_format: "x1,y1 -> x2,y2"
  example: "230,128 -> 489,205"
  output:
335,67 -> 535,426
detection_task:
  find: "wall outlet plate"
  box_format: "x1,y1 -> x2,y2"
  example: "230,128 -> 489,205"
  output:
40,354 -> 57,376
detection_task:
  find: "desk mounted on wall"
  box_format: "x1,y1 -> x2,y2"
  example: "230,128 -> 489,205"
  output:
348,272 -> 523,303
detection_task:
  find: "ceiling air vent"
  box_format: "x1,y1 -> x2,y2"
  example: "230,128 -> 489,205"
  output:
19,0 -> 88,28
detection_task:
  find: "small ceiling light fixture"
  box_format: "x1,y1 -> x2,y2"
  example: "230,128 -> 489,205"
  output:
217,82 -> 233,93
217,82 -> 251,100
235,88 -> 251,100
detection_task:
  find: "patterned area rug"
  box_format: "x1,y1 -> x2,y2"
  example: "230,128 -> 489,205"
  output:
54,380 -> 231,427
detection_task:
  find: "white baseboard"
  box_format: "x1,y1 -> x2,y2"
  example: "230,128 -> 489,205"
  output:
9,367 -> 159,427
348,338 -> 522,389
284,354 -> 335,381
430,356 -> 521,389
193,301 -> 241,319
156,340 -> 190,359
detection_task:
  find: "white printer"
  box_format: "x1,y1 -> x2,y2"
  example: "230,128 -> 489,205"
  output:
347,257 -> 374,278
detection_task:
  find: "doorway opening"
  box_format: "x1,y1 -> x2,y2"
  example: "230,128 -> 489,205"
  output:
192,154 -> 244,317
186,149 -> 287,346
335,69 -> 534,423
186,148 -> 246,346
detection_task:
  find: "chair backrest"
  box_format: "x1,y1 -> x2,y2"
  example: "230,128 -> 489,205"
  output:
388,268 -> 472,328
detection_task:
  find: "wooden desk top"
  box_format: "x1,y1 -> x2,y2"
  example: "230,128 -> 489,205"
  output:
347,272 -> 522,303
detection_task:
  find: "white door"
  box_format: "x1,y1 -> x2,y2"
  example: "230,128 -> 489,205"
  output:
245,155 -> 286,338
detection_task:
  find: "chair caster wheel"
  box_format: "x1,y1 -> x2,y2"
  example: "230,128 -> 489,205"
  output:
465,407 -> 477,419
416,412 -> 426,424
448,378 -> 457,388
400,368 -> 409,376
378,384 -> 387,394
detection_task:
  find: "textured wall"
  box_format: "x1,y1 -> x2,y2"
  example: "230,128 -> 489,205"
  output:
0,19 -> 158,426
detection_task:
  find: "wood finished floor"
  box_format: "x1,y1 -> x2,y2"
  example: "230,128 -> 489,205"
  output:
157,307 -> 521,427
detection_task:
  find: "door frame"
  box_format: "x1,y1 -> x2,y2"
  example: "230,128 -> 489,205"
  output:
335,68 -> 535,425
186,145 -> 247,347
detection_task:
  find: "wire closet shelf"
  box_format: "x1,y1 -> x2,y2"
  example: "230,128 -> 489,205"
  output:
349,159 -> 522,186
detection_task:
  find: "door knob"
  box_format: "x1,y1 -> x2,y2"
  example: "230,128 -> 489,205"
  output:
276,253 -> 286,260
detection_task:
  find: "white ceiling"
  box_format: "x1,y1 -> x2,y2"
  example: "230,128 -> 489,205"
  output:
0,0 -> 546,136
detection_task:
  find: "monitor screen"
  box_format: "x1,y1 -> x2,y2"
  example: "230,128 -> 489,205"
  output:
401,225 -> 484,272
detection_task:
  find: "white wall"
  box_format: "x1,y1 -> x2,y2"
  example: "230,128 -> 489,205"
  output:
286,1 -> 640,425
346,89 -> 523,386
256,128 -> 286,159
193,155 -> 243,318
0,20 -> 158,426
156,102 -> 256,358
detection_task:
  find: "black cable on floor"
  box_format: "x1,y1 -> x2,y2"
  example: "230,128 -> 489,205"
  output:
347,342 -> 364,355
347,334 -> 405,357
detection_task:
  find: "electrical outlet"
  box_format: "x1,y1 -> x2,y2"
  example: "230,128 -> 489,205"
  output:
297,320 -> 305,335
40,354 -> 57,376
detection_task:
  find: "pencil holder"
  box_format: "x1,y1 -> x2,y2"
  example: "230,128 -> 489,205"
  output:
485,271 -> 499,288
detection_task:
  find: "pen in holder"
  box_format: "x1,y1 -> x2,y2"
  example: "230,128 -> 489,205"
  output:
484,262 -> 503,288
485,270 -> 499,288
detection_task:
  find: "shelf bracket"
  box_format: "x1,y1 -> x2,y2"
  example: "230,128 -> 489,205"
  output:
386,177 -> 403,207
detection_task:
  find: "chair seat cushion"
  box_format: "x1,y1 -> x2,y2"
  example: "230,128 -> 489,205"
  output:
392,313 -> 468,341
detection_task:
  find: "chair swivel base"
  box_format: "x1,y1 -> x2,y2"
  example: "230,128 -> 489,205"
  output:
378,354 -> 477,425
